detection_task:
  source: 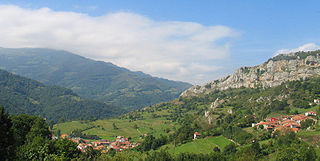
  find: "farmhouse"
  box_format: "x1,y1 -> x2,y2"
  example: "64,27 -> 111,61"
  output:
305,111 -> 317,116
193,132 -> 201,140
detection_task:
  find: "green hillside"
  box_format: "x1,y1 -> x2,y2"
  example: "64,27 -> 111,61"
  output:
54,103 -> 182,141
55,76 -> 320,139
0,47 -> 192,111
0,69 -> 121,122
54,76 -> 320,160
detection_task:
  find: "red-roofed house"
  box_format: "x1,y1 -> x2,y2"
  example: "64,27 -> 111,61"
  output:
270,117 -> 279,122
61,134 -> 70,139
305,111 -> 317,116
193,132 -> 201,140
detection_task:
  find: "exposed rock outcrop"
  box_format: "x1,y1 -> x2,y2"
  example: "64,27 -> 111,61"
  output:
181,50 -> 320,97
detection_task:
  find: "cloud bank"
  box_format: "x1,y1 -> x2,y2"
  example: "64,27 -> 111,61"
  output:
275,43 -> 320,56
0,5 -> 239,84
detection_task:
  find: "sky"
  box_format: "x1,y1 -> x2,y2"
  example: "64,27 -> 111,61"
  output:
0,0 -> 320,85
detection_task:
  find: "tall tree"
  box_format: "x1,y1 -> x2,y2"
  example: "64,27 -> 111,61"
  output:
0,107 -> 13,161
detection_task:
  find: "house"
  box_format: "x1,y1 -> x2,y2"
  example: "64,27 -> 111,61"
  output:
305,111 -> 317,116
51,135 -> 58,140
193,132 -> 201,139
72,138 -> 81,144
314,99 -> 320,104
61,134 -> 70,139
270,117 -> 279,122
284,123 -> 300,128
256,121 -> 276,129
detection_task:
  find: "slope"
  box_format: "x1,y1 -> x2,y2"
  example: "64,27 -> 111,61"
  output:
0,47 -> 192,111
0,69 -> 121,122
182,50 -> 320,97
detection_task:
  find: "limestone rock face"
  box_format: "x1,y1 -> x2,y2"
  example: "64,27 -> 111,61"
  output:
181,50 -> 320,97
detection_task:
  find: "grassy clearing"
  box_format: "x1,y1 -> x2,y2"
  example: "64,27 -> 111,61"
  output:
208,135 -> 232,150
53,117 -> 179,141
54,121 -> 92,134
161,136 -> 231,155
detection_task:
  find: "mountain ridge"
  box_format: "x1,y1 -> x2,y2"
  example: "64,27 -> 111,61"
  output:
181,50 -> 320,97
0,47 -> 192,111
0,69 -> 121,122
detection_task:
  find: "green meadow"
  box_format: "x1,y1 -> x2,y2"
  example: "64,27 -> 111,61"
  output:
53,108 -> 180,141
160,136 -> 231,155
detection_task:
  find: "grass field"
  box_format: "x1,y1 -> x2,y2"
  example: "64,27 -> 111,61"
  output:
160,136 -> 231,155
53,112 -> 180,141
54,121 -> 93,134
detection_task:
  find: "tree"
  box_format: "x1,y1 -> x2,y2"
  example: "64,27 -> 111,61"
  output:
223,143 -> 237,155
15,136 -> 51,160
57,129 -> 61,138
275,143 -> 316,161
54,138 -> 81,159
145,150 -> 173,161
0,107 -> 13,161
26,117 -> 51,141
237,146 -> 259,161
213,146 -> 221,152
133,124 -> 138,129
112,122 -> 118,130
10,114 -> 39,147
300,119 -> 315,129
251,141 -> 261,155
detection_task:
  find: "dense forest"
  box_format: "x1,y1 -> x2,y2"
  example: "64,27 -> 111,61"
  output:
0,47 -> 191,111
0,69 -> 122,122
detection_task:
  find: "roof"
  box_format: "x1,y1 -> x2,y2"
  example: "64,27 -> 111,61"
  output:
306,111 -> 316,114
284,123 -> 300,127
61,134 -> 69,138
194,132 -> 201,135
280,120 -> 296,125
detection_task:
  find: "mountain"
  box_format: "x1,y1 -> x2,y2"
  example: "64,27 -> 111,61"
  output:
0,47 -> 192,111
181,50 -> 320,97
0,69 -> 121,122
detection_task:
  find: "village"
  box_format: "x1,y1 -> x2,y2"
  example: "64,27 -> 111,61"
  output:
252,110 -> 317,133
52,134 -> 141,153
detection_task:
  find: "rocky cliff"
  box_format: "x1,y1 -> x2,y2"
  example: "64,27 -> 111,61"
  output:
181,50 -> 320,97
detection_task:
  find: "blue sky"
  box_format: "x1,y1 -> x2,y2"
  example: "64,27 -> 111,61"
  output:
0,0 -> 320,84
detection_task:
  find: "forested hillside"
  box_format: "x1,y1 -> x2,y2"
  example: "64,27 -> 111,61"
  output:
0,69 -> 121,122
0,47 -> 192,111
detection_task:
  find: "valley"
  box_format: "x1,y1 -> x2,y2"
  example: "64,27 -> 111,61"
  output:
1,2 -> 319,160
3,50 -> 320,160
50,50 -> 320,160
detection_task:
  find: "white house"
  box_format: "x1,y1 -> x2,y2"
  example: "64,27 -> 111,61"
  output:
305,111 -> 317,116
193,132 -> 201,139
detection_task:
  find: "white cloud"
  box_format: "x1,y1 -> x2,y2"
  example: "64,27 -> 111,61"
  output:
0,5 -> 239,84
275,43 -> 320,56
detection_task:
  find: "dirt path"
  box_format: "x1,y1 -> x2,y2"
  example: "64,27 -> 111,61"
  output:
228,139 -> 240,146
136,129 -> 142,135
